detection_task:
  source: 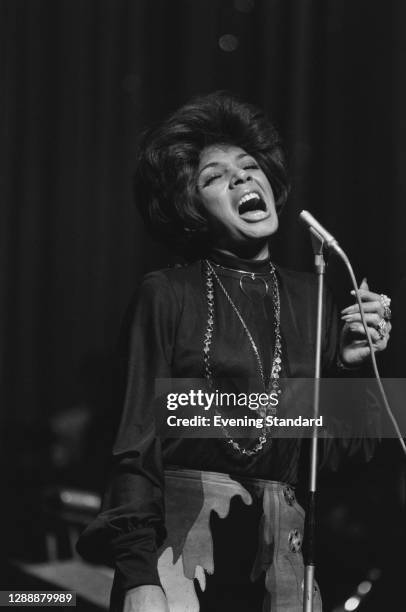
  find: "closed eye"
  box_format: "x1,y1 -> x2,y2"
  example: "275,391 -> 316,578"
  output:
203,174 -> 222,187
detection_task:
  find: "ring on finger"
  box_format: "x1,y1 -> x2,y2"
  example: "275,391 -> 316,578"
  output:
377,318 -> 388,340
380,294 -> 392,320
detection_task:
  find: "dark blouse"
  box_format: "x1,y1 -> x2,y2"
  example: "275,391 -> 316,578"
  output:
76,253 -> 341,591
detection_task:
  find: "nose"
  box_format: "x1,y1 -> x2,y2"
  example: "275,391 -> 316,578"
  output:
230,167 -> 252,188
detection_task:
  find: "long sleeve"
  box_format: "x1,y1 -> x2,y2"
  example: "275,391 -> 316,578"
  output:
76,271 -> 180,590
322,280 -> 340,374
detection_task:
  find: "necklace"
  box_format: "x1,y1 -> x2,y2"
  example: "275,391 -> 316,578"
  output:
209,260 -> 270,297
203,259 -> 282,456
209,260 -> 271,277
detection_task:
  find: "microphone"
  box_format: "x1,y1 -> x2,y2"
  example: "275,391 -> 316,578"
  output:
299,210 -> 341,253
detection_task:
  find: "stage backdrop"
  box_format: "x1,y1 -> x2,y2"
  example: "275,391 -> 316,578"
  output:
1,0 -> 405,496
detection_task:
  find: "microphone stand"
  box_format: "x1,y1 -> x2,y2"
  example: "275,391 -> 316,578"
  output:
303,229 -> 325,612
300,208 -> 406,609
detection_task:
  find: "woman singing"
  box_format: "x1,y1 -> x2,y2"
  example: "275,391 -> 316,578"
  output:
77,92 -> 391,611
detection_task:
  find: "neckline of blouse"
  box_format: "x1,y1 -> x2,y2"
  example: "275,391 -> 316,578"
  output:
207,249 -> 273,277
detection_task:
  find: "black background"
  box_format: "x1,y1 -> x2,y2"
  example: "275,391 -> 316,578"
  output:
1,1 -> 405,609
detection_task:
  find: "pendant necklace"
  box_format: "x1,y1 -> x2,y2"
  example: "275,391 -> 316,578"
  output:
203,259 -> 282,456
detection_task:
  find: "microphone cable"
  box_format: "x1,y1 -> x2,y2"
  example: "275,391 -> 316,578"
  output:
333,243 -> 406,457
300,210 -> 406,457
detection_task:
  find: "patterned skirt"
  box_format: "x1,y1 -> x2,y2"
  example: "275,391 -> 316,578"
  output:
151,468 -> 322,612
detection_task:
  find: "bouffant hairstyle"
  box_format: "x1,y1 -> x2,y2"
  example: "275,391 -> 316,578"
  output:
134,91 -> 289,253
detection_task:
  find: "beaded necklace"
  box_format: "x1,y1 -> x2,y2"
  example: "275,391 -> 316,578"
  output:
203,259 -> 282,456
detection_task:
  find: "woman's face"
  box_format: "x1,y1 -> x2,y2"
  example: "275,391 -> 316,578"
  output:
196,144 -> 278,253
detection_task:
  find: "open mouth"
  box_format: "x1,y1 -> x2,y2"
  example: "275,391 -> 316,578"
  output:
238,192 -> 267,218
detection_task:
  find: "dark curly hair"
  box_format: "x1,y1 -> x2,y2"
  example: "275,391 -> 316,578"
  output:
134,91 -> 289,253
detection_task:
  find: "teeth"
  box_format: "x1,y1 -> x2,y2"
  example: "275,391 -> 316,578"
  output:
238,191 -> 266,216
238,192 -> 260,207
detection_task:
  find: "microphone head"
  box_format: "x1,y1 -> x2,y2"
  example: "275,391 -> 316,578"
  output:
298,209 -> 338,247
299,209 -> 317,226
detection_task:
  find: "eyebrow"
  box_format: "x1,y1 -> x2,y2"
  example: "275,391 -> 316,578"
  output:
198,152 -> 251,177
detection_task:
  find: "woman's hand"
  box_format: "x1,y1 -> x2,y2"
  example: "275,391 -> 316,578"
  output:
339,278 -> 392,367
123,585 -> 170,612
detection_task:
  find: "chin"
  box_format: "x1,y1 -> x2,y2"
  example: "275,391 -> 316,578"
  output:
242,220 -> 278,240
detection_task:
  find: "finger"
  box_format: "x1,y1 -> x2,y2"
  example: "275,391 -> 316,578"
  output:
350,289 -> 383,303
354,346 -> 378,360
345,345 -> 379,364
359,277 -> 369,291
343,321 -> 381,342
372,338 -> 389,352
341,312 -> 381,327
341,300 -> 382,315
345,321 -> 391,345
